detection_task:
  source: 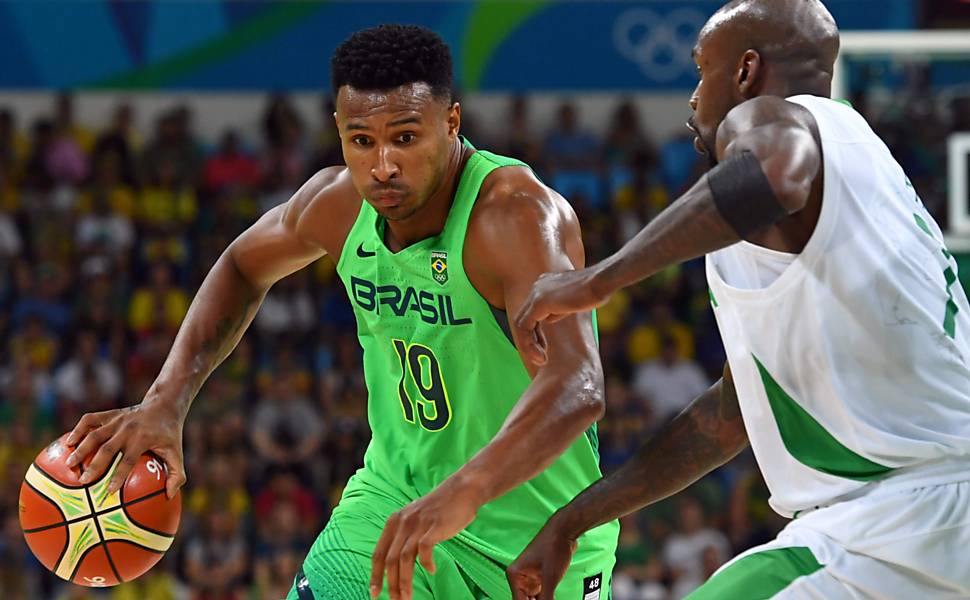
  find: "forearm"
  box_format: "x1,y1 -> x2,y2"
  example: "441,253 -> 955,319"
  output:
595,176 -> 738,294
147,250 -> 266,416
452,364 -> 604,505
553,378 -> 748,539
595,112 -> 819,296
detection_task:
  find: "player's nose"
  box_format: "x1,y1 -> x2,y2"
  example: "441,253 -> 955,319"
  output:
689,89 -> 699,112
371,145 -> 400,182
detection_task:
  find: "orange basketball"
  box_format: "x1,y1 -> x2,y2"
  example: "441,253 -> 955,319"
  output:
18,433 -> 182,587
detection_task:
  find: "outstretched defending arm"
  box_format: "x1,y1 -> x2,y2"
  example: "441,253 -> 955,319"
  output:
65,168 -> 339,496
508,362 -> 748,600
515,96 -> 821,364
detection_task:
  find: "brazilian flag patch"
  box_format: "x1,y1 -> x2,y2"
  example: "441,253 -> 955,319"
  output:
431,251 -> 448,285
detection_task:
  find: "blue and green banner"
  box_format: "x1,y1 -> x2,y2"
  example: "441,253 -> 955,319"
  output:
0,0 -> 915,91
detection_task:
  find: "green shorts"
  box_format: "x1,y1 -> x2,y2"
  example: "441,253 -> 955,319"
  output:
287,488 -> 613,600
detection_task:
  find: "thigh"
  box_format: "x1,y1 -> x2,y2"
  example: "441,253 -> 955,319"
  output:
687,487 -> 970,600
287,508 -> 380,600
685,541 -> 851,600
287,503 -> 480,600
792,480 -> 970,599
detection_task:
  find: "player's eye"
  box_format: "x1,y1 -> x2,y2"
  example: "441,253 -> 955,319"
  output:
397,132 -> 416,144
352,136 -> 372,147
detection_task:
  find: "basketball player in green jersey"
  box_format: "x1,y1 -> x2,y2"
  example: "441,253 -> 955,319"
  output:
63,25 -> 618,600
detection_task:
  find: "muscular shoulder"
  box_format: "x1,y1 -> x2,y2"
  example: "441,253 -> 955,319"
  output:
716,96 -> 819,157
286,165 -> 363,256
465,165 -> 585,308
470,165 -> 582,256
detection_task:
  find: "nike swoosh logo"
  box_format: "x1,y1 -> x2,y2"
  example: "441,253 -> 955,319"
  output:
356,243 -> 377,258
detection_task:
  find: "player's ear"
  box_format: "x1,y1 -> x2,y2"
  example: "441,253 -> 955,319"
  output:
447,101 -> 461,140
737,49 -> 763,99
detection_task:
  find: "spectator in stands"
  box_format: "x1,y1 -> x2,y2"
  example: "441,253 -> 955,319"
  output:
262,93 -> 304,150
0,354 -> 55,424
632,335 -> 709,423
138,156 -> 197,230
48,101 -> 90,188
203,129 -> 260,197
0,108 -> 25,178
128,262 -> 189,335
91,125 -> 141,196
261,93 -> 306,187
544,101 -> 600,169
306,96 -> 343,175
141,109 -> 202,188
251,372 -> 325,478
254,501 -> 312,578
22,119 -> 56,193
317,332 -> 365,418
76,186 -> 135,256
0,207 -> 21,259
627,303 -> 695,365
109,554 -> 185,600
186,453 -> 251,524
0,161 -> 18,217
105,101 -> 142,153
612,514 -> 663,600
502,95 -> 540,167
254,467 -> 321,532
53,329 -> 122,410
662,496 -> 730,599
8,315 -> 59,372
253,270 -> 316,340
183,505 -> 249,600
603,99 -> 657,170
52,92 -> 94,153
0,421 -> 47,490
80,149 -> 136,218
320,415 -> 367,496
544,101 -> 605,208
74,258 -> 127,358
0,507 -> 41,598
253,548 -> 303,600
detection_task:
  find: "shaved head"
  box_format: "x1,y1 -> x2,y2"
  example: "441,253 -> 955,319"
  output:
700,0 -> 840,79
686,0 -> 840,166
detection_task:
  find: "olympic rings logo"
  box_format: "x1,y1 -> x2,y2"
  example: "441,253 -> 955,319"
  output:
613,7 -> 706,82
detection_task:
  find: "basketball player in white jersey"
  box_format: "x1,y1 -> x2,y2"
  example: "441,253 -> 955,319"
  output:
507,0 -> 970,598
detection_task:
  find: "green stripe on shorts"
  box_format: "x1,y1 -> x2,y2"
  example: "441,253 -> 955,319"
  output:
687,546 -> 824,599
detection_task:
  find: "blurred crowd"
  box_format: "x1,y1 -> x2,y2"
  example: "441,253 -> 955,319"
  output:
0,81 -> 964,600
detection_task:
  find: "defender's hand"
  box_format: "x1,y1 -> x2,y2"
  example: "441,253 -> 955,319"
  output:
370,482 -> 481,600
65,401 -> 186,499
514,267 -> 612,366
507,520 -> 577,600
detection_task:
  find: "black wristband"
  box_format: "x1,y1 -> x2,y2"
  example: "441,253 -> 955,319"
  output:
707,151 -> 788,240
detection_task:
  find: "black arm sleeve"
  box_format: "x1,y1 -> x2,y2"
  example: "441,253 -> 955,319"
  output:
707,151 -> 788,240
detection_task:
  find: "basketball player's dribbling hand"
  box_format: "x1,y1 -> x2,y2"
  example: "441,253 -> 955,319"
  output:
515,267 -> 612,366
370,482 -> 481,600
507,521 -> 576,600
64,400 -> 186,499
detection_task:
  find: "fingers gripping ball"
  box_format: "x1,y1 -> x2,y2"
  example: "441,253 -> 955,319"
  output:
19,433 -> 181,587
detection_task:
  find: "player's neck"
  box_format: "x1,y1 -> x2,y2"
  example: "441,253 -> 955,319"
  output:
384,139 -> 471,249
761,72 -> 832,99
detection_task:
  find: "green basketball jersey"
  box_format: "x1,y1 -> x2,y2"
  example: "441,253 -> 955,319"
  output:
334,140 -> 618,573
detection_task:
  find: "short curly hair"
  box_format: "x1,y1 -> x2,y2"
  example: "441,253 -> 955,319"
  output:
331,24 -> 454,102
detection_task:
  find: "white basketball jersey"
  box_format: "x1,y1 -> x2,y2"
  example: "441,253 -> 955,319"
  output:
706,95 -> 970,517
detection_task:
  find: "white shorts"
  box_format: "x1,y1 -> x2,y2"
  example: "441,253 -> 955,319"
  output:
687,478 -> 970,599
